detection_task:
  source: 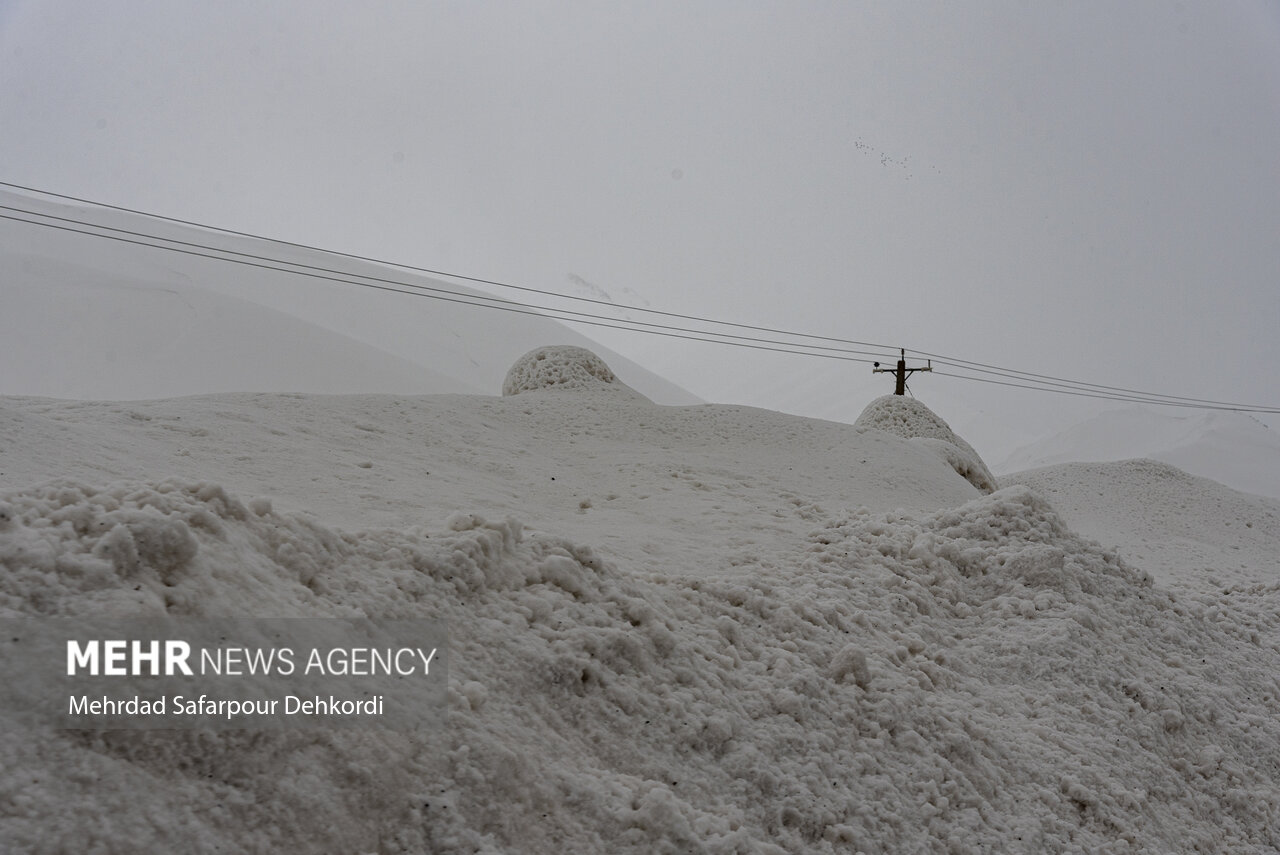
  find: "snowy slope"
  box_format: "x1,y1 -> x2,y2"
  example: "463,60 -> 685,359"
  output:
0,188 -> 700,404
2,253 -> 480,399
854,394 -> 998,493
995,406 -> 1280,501
1003,459 -> 1280,594
0,391 -> 981,578
2,376 -> 1279,853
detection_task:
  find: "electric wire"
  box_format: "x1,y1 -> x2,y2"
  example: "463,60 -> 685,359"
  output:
0,209 -> 889,366
930,371 -> 1280,412
0,205 -> 894,363
0,180 -> 898,354
5,180 -> 1273,411
5,200 -> 1277,413
928,359 -> 1276,409
3,182 -> 1277,414
913,350 -> 1278,411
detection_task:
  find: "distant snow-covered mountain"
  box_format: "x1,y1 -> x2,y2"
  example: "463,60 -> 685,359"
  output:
995,405 -> 1280,500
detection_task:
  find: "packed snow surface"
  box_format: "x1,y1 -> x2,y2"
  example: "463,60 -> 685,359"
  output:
2,386 -> 1278,853
855,395 -> 999,494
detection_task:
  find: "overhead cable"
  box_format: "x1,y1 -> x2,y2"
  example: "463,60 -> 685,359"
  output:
0,205 -> 892,363
3,182 -> 1277,414
0,180 -> 897,353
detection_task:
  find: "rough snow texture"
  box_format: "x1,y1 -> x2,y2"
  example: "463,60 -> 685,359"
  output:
2,478 -> 1278,853
502,345 -> 646,399
855,395 -> 999,493
2,391 -> 1278,853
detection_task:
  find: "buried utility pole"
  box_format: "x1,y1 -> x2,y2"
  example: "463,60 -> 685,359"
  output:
873,348 -> 932,395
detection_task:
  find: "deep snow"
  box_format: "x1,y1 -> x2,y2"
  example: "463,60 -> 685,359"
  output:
854,395 -> 998,494
1004,458 -> 1280,597
2,373 -> 1278,853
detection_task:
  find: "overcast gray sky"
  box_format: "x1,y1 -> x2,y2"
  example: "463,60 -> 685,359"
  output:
2,1 -> 1277,454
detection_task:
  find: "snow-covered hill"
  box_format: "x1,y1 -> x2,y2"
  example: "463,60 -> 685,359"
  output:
3,253 -> 480,399
1004,458 -> 1280,595
0,189 -> 699,404
996,406 -> 1280,501
1,372 -> 1277,853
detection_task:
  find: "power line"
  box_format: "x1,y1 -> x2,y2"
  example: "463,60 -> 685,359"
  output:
914,351 -> 1279,411
6,180 -> 1273,411
3,181 -> 1277,414
932,370 -> 1279,413
0,180 -> 898,354
0,204 -> 895,363
0,209 -> 891,367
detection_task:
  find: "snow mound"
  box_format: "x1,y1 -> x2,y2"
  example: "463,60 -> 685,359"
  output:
855,395 -> 998,493
1003,458 -> 1280,594
3,477 -> 1280,852
502,345 -> 647,399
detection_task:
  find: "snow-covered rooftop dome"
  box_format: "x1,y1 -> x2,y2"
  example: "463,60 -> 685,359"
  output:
855,395 -> 998,493
502,345 -> 647,399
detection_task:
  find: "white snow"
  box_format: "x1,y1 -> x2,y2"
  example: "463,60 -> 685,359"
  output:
855,395 -> 999,494
1003,458 -> 1280,596
2,253 -> 479,400
2,374 -> 1278,853
996,406 -> 1280,501
502,345 -> 645,399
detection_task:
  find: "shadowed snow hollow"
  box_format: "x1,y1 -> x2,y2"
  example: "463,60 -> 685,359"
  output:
855,395 -> 998,493
502,345 -> 648,400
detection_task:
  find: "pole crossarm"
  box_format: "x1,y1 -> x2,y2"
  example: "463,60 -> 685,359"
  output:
873,348 -> 932,395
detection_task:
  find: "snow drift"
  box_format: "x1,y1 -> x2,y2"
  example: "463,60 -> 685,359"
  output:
1,477 -> 1277,852
1003,458 -> 1280,595
2,388 -> 1279,853
855,395 -> 999,494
